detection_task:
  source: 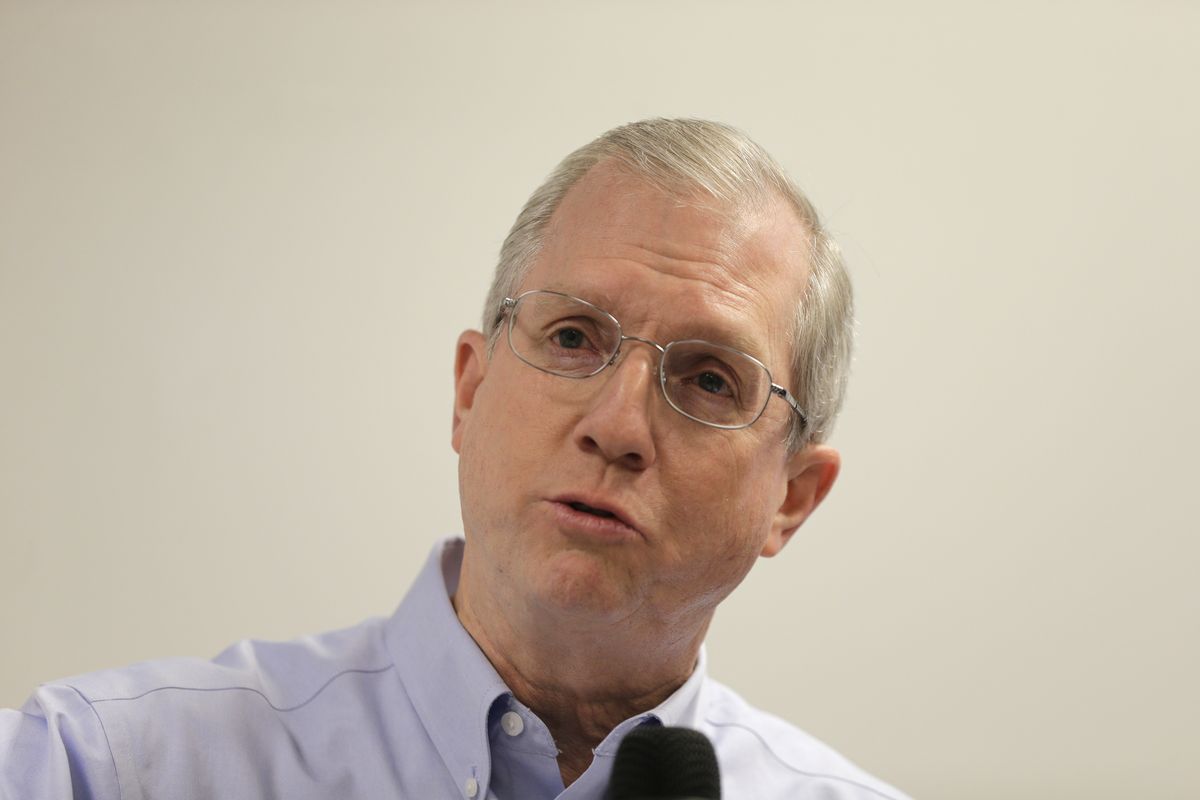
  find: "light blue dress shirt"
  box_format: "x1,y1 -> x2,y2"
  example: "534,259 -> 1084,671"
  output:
1,538 -> 908,799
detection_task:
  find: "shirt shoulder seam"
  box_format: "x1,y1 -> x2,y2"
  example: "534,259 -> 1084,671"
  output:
65,684 -> 125,800
80,664 -> 395,713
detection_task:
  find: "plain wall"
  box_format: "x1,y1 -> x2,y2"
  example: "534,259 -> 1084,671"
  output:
2,2 -> 1197,797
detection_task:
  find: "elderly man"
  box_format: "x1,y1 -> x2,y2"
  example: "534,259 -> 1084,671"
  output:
1,119 -> 907,799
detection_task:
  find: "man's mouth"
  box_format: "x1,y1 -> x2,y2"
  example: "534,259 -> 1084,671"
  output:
567,501 -> 617,519
551,495 -> 641,537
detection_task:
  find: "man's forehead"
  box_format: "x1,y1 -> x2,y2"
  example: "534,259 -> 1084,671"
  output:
552,160 -> 808,263
547,168 -> 792,260
547,160 -> 756,242
525,164 -> 810,351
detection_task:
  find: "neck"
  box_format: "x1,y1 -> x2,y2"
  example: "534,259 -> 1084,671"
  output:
453,567 -> 708,787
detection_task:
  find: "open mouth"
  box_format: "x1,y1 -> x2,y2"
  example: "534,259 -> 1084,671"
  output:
568,501 -> 617,519
552,496 -> 641,539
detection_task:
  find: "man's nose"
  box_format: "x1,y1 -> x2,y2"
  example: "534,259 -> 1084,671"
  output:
571,342 -> 659,470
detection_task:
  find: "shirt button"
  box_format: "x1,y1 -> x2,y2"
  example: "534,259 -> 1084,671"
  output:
500,711 -> 525,737
465,776 -> 479,798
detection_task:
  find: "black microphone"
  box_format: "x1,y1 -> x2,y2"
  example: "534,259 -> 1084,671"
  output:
605,725 -> 721,800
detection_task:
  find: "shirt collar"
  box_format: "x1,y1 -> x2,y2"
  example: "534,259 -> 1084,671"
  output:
385,537 -> 710,795
385,538 -> 509,797
591,646 -> 709,757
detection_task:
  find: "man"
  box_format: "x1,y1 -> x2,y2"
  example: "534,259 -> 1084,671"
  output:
1,119 -> 907,799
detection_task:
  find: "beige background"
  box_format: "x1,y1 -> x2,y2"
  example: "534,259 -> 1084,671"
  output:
2,2 -> 1197,797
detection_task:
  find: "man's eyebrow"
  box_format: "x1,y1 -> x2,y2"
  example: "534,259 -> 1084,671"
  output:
542,284 -> 770,359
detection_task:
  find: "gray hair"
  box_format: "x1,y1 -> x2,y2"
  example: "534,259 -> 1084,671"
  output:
481,118 -> 853,450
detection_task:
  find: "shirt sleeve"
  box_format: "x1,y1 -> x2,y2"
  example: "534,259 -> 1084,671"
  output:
1,684 -> 123,800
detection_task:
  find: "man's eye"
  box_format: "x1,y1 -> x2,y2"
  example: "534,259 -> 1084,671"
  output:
553,328 -> 586,349
696,371 -> 731,396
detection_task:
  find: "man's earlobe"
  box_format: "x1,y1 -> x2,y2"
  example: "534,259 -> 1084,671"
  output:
451,330 -> 489,454
761,445 -> 841,557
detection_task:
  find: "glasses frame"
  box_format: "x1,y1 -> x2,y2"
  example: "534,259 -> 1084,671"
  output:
499,289 -> 808,432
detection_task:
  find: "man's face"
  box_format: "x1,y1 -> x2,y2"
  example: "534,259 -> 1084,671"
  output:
452,161 -> 837,636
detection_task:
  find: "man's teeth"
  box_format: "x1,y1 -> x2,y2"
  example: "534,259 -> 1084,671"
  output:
569,501 -> 615,519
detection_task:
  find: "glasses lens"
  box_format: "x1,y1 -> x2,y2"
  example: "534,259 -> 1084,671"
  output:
509,292 -> 620,377
662,341 -> 770,427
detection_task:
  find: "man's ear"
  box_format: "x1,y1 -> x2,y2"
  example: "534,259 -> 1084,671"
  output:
451,330 -> 489,454
761,445 -> 841,557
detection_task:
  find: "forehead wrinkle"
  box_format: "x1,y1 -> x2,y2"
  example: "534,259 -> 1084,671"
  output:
557,224 -> 736,275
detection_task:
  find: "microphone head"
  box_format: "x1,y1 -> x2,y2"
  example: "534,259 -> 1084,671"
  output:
606,725 -> 721,800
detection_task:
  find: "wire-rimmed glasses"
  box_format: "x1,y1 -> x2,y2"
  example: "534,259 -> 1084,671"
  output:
499,290 -> 807,431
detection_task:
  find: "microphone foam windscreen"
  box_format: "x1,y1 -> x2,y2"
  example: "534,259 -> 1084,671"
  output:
606,725 -> 721,799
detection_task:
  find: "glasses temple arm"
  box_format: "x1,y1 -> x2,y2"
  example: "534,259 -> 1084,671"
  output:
770,384 -> 808,429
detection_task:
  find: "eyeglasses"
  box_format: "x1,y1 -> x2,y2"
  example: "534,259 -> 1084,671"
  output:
498,290 -> 807,431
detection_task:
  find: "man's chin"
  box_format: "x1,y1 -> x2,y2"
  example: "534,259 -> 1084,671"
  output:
532,548 -> 638,622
